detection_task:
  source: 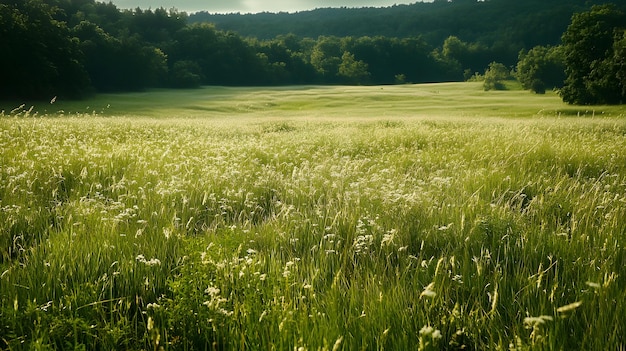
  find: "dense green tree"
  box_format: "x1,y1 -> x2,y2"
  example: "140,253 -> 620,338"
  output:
169,60 -> 203,88
395,37 -> 439,83
122,7 -> 187,44
560,4 -> 626,104
73,21 -> 167,92
191,0 -> 626,68
516,45 -> 565,94
310,36 -> 343,82
349,36 -> 396,83
0,0 -> 90,99
168,23 -> 266,86
253,35 -> 317,84
433,36 -> 494,80
338,52 -> 370,84
117,37 -> 168,90
168,23 -> 226,85
348,36 -> 437,84
615,30 -> 626,98
6,0 -> 626,99
72,20 -> 120,91
483,62 -> 510,91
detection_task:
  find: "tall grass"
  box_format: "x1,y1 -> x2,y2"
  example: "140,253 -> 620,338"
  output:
1,84 -> 626,350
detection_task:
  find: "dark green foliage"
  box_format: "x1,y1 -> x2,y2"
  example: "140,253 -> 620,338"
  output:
350,36 -> 440,84
616,31 -> 626,98
253,35 -> 318,84
338,52 -> 370,84
0,0 -> 90,99
516,46 -> 566,93
190,0 -> 621,47
168,23 -> 268,86
432,36 -> 496,81
3,0 -> 626,100
169,60 -> 203,88
560,5 -> 626,105
483,62 -> 510,91
73,21 -> 167,92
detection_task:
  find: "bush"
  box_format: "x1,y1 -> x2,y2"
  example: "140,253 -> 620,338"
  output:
483,62 -> 510,91
516,46 -> 565,94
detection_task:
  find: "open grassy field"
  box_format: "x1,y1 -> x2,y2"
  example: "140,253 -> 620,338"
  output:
1,83 -> 626,350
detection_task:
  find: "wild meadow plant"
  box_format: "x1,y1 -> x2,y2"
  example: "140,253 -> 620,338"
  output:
1,91 -> 626,349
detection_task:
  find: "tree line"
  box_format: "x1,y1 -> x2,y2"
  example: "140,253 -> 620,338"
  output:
191,0 -> 606,47
516,4 -> 626,104
1,0 -> 624,104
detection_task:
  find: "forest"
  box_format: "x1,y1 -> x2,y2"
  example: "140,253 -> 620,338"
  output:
1,0 -> 625,104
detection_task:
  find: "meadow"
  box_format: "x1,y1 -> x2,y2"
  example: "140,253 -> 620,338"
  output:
1,82 -> 625,350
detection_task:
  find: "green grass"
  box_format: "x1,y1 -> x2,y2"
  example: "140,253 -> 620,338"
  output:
1,83 -> 626,350
3,82 -> 624,119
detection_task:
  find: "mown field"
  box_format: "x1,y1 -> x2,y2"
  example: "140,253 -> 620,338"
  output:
1,83 -> 626,350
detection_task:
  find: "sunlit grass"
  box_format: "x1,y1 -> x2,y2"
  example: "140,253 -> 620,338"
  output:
3,82 -> 625,119
1,83 -> 626,350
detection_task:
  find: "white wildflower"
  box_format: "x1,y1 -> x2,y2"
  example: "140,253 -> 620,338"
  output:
205,286 -> 221,297
146,303 -> 161,310
136,255 -> 161,266
556,301 -> 582,313
420,282 -> 436,298
523,315 -> 553,327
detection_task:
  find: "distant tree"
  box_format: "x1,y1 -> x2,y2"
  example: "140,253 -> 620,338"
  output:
254,36 -> 317,84
74,22 -> 167,91
615,30 -> 626,98
168,23 -> 267,86
73,20 -> 120,91
483,62 -> 509,91
310,36 -> 343,82
437,36 -> 464,78
396,37 -> 438,83
118,39 -> 168,89
516,45 -> 565,94
338,52 -> 370,84
123,7 -> 186,44
169,60 -> 202,88
0,0 -> 90,99
434,36 -> 492,81
560,4 -> 626,104
348,36 -> 436,84
168,23 -> 219,82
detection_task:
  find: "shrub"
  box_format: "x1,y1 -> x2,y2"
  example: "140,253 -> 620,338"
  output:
483,62 -> 509,91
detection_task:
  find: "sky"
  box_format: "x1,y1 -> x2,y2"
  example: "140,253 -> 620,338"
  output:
108,0 -> 419,14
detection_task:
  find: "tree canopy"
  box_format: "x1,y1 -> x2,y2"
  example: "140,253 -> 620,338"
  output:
1,0 -> 625,104
559,4 -> 626,104
516,46 -> 565,94
0,0 -> 90,99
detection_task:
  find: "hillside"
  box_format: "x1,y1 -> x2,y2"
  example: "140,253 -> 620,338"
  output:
189,0 -> 624,47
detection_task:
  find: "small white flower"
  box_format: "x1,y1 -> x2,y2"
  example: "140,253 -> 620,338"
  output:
146,303 -> 161,310
420,282 -> 436,298
556,301 -> 582,313
205,286 -> 221,296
